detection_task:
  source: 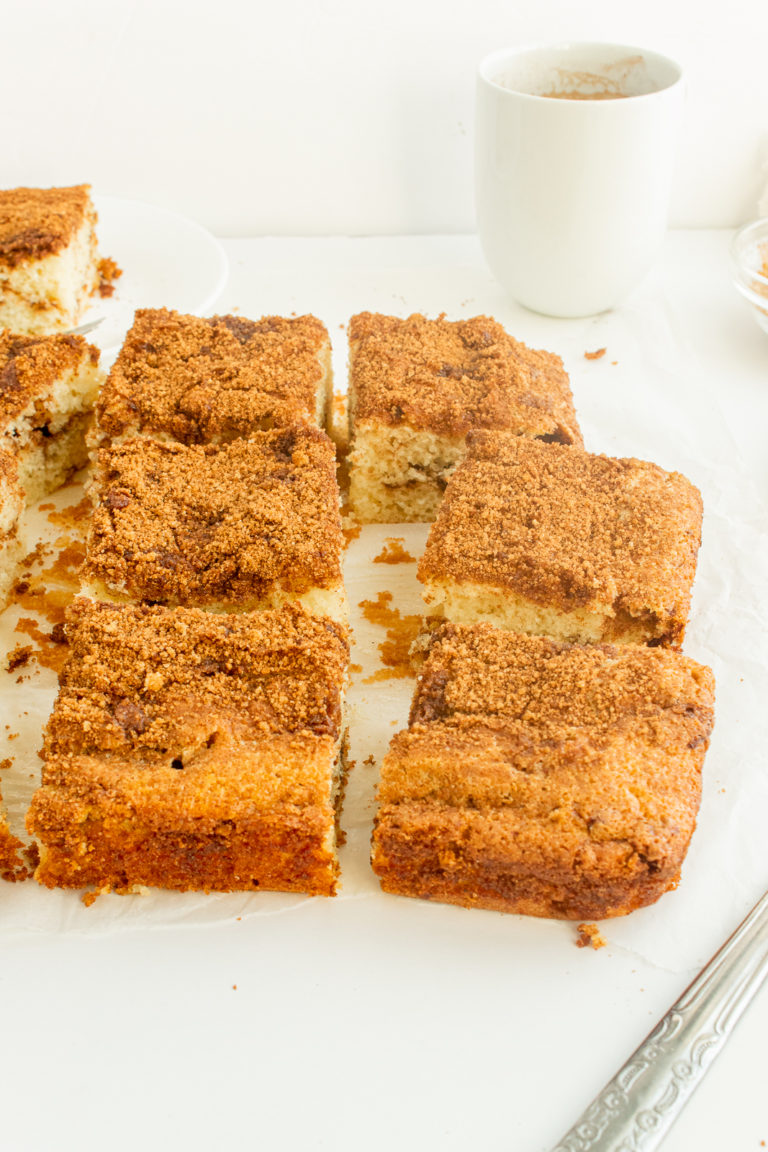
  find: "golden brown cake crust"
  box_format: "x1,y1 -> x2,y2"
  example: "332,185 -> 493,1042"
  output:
0,331 -> 99,427
372,624 -> 715,919
349,312 -> 582,444
418,435 -> 703,646
83,425 -> 343,606
95,308 -> 329,444
0,185 -> 92,267
28,601 -> 349,894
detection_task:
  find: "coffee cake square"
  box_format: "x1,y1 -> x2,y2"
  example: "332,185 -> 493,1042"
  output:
93,308 -> 333,448
371,623 -> 715,919
28,600 -> 349,896
419,433 -> 702,648
0,185 -> 101,335
81,424 -> 346,620
346,312 -> 582,523
0,331 -> 103,503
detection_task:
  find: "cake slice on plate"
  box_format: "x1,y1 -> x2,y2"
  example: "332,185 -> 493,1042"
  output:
0,185 -> 102,334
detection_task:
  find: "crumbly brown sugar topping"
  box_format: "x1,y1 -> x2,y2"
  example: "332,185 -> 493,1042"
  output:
0,185 -> 93,267
84,425 -> 343,603
0,445 -> 20,492
0,331 -> 98,427
96,308 -> 329,444
349,312 -> 581,443
45,599 -> 349,758
410,622 -> 715,736
419,435 -> 702,618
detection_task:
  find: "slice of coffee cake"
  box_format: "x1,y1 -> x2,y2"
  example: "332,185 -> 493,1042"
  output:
81,424 -> 346,621
93,308 -> 333,448
0,185 -> 100,334
0,330 -> 103,503
28,600 -> 349,896
346,312 -> 582,522
372,623 -> 715,919
419,433 -> 702,648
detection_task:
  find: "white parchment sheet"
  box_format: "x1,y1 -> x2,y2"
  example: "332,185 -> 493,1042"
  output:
1,233 -> 766,978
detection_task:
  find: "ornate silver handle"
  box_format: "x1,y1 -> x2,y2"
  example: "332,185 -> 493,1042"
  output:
552,888 -> 768,1151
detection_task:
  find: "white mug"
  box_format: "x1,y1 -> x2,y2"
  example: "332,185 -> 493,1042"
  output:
475,43 -> 684,317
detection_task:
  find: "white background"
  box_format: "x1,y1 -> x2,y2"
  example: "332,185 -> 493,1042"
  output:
2,0 -> 767,234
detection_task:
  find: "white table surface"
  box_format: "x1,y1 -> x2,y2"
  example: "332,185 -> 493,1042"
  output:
3,232 -> 767,1152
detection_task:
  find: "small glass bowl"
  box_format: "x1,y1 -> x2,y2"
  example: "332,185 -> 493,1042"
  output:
731,218 -> 768,335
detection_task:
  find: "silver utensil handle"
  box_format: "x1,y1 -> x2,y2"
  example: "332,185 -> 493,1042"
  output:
552,888 -> 768,1152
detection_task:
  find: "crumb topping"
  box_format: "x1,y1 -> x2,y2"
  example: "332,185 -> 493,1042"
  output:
576,923 -> 606,949
0,185 -> 93,267
349,312 -> 581,443
0,331 -> 99,427
45,599 -> 349,759
96,308 -> 329,444
419,435 -> 702,622
97,256 -> 122,298
83,425 -> 343,604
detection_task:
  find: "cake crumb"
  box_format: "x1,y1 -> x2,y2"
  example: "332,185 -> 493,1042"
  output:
350,662 -> 363,674
576,923 -> 606,950
6,644 -> 34,673
373,537 -> 417,565
584,347 -> 606,360
232,984 -> 238,990
359,591 -> 422,682
363,755 -> 376,767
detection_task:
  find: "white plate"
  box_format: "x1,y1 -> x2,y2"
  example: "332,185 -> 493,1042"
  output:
82,194 -> 229,355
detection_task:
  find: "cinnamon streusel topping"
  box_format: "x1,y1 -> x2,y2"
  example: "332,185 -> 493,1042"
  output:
96,308 -> 329,444
349,312 -> 581,443
83,424 -> 343,605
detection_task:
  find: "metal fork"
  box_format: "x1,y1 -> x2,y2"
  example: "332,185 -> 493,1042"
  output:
63,317 -> 104,336
552,887 -> 768,1151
